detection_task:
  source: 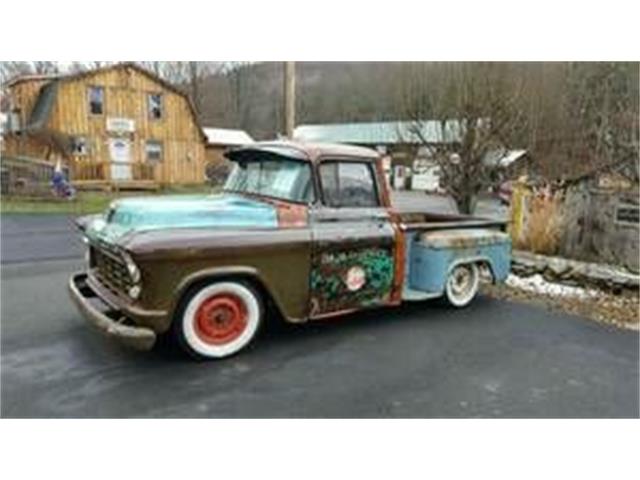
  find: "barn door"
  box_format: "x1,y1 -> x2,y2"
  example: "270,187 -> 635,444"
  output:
109,138 -> 132,181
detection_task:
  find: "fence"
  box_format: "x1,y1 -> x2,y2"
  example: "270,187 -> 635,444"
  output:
0,155 -> 69,197
510,178 -> 640,272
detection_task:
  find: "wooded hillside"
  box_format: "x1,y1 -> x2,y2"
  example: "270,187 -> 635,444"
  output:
189,62 -> 639,180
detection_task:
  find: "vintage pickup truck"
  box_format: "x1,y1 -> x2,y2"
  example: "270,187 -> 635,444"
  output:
69,141 -> 511,359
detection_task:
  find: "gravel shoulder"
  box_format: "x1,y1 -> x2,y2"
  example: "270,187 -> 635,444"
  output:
482,275 -> 639,331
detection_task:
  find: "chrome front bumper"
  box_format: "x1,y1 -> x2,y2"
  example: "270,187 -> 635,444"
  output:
68,272 -> 156,351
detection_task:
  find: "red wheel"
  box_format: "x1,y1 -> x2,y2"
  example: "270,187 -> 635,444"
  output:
177,281 -> 263,359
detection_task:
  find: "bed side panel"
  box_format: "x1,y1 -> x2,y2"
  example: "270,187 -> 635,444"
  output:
406,229 -> 511,294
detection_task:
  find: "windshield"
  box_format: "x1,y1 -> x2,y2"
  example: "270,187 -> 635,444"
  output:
224,158 -> 314,203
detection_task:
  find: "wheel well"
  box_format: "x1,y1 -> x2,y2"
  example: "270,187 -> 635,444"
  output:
448,258 -> 495,283
173,273 -> 283,323
475,260 -> 496,283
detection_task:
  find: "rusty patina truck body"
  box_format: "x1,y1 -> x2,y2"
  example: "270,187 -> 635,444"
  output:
69,141 -> 511,359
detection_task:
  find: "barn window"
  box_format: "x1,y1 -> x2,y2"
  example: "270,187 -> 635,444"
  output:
148,93 -> 163,120
71,137 -> 89,156
145,140 -> 163,161
88,86 -> 104,115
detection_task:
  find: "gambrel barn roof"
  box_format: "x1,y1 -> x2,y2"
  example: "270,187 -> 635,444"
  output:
7,62 -> 207,141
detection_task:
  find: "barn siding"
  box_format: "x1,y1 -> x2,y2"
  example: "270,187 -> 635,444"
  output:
2,134 -> 64,164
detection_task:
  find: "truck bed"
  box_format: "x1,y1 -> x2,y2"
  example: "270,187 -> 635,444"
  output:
396,210 -> 508,232
397,209 -> 512,301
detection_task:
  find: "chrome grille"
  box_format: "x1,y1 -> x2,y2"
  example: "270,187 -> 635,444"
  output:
92,246 -> 131,294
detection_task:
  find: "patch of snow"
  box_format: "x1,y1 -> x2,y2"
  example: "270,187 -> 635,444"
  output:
506,274 -> 597,299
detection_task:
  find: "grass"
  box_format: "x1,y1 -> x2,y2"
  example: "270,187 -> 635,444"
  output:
0,185 -> 218,215
515,193 -> 564,255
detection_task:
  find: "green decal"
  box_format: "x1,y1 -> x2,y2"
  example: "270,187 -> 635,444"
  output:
310,247 -> 394,314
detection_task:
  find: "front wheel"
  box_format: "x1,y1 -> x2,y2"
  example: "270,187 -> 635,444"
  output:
174,280 -> 263,359
444,263 -> 479,308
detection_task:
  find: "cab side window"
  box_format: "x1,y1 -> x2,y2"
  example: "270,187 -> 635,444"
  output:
319,161 -> 379,208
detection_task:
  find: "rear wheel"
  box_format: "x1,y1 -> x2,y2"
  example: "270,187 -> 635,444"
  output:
444,263 -> 479,308
174,281 -> 263,359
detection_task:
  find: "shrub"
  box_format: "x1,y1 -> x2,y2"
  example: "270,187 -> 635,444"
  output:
517,191 -> 564,255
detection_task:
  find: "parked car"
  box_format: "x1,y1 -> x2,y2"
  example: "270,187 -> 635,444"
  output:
69,141 -> 511,359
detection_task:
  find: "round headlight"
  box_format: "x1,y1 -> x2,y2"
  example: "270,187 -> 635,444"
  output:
127,262 -> 141,283
122,251 -> 141,284
128,285 -> 141,300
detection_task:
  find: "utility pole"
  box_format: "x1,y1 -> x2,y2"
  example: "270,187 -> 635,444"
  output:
283,61 -> 295,138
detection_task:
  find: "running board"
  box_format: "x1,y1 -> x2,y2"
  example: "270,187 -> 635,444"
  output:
402,288 -> 442,302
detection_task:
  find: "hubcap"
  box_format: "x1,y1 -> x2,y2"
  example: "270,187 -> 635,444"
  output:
194,294 -> 248,345
449,266 -> 473,298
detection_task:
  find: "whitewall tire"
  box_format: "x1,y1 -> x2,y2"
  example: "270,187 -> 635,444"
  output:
444,263 -> 480,308
176,281 -> 263,359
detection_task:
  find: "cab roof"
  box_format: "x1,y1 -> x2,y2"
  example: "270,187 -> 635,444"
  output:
225,140 -> 380,164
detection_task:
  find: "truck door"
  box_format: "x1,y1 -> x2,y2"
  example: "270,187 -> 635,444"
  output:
309,160 -> 396,318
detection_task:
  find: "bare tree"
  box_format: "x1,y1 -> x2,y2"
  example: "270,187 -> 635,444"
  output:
562,62 -> 639,174
225,62 -> 255,130
188,62 -> 204,118
31,61 -> 59,74
398,62 -> 528,213
135,62 -> 227,119
515,62 -> 639,179
140,61 -> 164,78
0,61 -> 57,83
0,62 -> 31,84
67,61 -> 112,74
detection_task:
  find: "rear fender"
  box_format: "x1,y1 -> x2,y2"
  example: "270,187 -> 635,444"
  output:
448,255 -> 492,279
408,242 -> 511,294
447,249 -> 510,286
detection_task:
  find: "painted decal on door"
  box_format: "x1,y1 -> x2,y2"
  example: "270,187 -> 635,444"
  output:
310,247 -> 394,315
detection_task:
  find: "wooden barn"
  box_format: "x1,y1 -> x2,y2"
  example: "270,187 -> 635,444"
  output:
2,63 -> 207,189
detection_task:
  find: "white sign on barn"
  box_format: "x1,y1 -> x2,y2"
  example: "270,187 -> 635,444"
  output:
107,117 -> 135,133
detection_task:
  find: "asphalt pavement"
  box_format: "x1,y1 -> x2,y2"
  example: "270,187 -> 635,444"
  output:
1,214 -> 83,264
0,196 -> 637,418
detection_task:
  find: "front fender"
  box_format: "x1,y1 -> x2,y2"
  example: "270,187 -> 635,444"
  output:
168,265 -> 304,325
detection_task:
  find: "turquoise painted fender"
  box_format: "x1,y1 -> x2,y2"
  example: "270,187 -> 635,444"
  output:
406,229 -> 511,296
